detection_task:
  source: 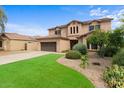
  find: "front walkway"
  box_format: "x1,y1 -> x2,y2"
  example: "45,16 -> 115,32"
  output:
0,51 -> 50,65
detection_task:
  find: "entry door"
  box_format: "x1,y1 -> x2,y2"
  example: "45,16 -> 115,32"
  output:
25,43 -> 27,50
70,40 -> 78,49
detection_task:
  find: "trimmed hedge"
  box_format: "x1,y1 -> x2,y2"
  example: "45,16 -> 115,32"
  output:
65,50 -> 81,59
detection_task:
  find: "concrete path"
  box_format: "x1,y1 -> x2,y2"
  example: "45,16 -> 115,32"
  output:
0,51 -> 50,65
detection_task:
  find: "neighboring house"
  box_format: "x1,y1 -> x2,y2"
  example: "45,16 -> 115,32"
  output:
0,18 -> 113,52
0,33 -> 40,51
37,18 -> 113,52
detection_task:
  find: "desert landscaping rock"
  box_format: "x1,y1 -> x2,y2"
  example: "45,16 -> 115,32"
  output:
57,52 -> 112,88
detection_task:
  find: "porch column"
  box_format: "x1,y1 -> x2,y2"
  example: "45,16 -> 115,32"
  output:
89,44 -> 92,50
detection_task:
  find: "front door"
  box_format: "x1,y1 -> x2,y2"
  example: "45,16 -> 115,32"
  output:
70,40 -> 78,49
25,43 -> 27,50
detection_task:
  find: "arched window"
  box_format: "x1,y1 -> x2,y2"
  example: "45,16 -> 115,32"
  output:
76,26 -> 78,33
70,27 -> 72,34
73,27 -> 75,34
0,41 -> 2,47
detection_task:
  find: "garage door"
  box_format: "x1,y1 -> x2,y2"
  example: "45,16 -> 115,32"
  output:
41,42 -> 56,52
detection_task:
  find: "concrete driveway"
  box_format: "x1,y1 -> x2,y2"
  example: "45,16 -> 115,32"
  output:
0,51 -> 50,65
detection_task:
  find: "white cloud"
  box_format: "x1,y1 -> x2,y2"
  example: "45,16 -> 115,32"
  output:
103,9 -> 124,29
90,8 -> 109,16
90,7 -> 124,29
5,23 -> 48,36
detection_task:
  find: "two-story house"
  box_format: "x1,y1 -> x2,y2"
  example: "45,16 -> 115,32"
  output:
37,18 -> 113,52
0,18 -> 113,52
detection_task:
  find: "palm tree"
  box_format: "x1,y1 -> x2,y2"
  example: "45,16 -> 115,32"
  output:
0,7 -> 7,33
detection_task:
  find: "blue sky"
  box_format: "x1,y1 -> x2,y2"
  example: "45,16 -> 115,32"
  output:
2,5 -> 124,36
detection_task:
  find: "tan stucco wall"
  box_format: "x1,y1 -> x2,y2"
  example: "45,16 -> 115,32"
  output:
27,42 -> 40,51
3,39 -> 40,51
49,27 -> 68,37
67,22 -> 82,36
58,39 -> 70,52
100,21 -> 111,32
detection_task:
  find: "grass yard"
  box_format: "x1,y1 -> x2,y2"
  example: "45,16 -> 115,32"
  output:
0,54 -> 94,88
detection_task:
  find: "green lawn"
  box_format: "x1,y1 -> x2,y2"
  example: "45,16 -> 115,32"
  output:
0,54 -> 94,88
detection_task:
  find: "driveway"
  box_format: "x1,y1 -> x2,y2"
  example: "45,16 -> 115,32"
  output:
0,51 -> 50,65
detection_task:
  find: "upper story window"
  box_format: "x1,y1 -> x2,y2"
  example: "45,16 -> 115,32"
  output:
73,27 -> 75,34
55,31 -> 57,35
76,26 -> 79,33
89,25 -> 94,31
0,41 -> 2,47
89,25 -> 100,31
95,25 -> 100,30
70,26 -> 79,34
70,27 -> 72,34
55,30 -> 61,35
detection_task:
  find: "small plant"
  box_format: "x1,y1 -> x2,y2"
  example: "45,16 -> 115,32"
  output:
103,65 -> 124,88
80,55 -> 88,68
112,49 -> 124,66
65,50 -> 81,59
73,43 -> 87,55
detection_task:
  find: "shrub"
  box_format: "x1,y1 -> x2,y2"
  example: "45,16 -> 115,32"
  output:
104,46 -> 118,57
73,43 -> 87,55
103,65 -> 124,88
112,49 -> 124,66
80,55 -> 88,68
65,50 -> 81,59
97,46 -> 105,57
62,50 -> 69,53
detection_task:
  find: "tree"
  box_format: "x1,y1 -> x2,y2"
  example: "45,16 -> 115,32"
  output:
0,7 -> 7,33
107,27 -> 124,49
87,30 -> 108,49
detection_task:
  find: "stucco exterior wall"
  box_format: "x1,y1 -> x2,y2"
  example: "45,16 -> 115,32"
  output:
61,28 -> 68,37
27,42 -> 40,51
48,29 -> 55,36
67,22 -> 82,36
58,39 -> 70,52
100,21 -> 111,32
3,40 -> 40,51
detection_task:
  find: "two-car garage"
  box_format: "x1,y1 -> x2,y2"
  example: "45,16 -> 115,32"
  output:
37,36 -> 70,52
40,42 -> 56,52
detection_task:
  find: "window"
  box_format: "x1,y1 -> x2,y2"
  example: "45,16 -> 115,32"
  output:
89,25 -> 94,31
55,31 -> 57,35
95,25 -> 100,30
76,26 -> 79,33
0,41 -> 2,47
70,27 -> 72,34
55,30 -> 61,35
73,27 -> 75,33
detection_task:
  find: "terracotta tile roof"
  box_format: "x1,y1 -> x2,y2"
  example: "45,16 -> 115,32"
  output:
77,31 -> 93,38
37,36 -> 69,40
48,18 -> 113,30
0,33 -> 36,41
